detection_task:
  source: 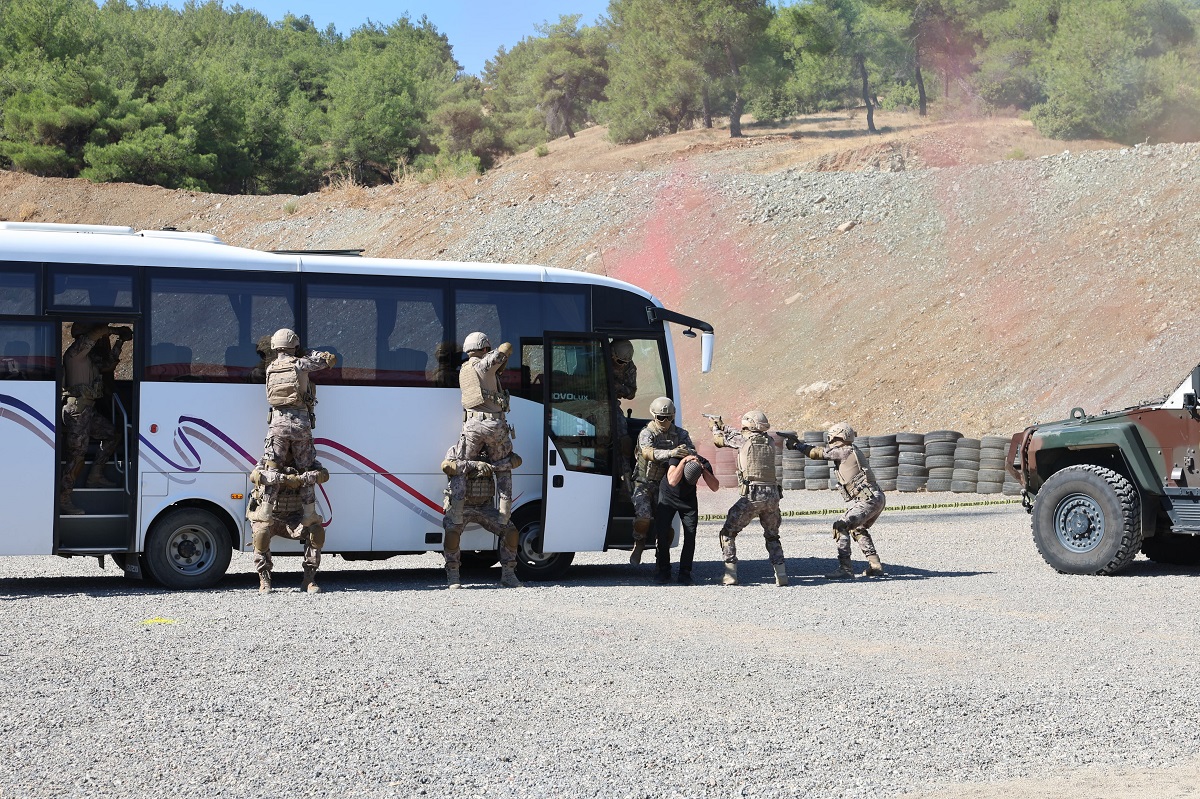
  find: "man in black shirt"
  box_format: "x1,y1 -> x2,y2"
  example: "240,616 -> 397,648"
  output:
654,454 -> 719,584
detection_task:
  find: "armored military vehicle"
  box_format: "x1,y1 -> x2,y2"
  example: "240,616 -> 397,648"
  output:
1009,365 -> 1200,574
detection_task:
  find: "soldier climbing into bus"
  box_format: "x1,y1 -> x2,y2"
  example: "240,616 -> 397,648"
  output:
449,332 -> 517,529
261,328 -> 336,489
711,410 -> 788,586
59,322 -> 131,515
787,422 -> 887,579
439,439 -> 523,589
611,338 -> 637,496
246,456 -> 330,593
631,396 -> 695,564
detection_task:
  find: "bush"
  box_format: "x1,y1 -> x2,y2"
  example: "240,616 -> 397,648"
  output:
534,143 -> 549,157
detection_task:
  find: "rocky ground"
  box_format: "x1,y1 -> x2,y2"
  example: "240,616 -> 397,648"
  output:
1,111 -> 1196,438
3,496 -> 1200,798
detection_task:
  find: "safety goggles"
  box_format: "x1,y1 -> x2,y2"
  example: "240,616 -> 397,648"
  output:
654,414 -> 673,423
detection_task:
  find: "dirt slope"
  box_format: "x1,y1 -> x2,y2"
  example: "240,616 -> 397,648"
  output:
3,109 -> 1195,438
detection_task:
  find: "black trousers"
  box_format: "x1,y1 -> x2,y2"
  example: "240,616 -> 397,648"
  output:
653,500 -> 698,574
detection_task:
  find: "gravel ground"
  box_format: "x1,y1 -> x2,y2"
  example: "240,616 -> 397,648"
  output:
2,490 -> 1199,799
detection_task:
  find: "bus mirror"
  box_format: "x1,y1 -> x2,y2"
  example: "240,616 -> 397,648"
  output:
701,331 -> 714,373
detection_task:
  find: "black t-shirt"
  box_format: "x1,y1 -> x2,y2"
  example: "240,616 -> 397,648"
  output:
659,457 -> 704,510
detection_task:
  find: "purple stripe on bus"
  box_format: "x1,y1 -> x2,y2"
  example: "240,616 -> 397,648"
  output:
0,394 -> 55,432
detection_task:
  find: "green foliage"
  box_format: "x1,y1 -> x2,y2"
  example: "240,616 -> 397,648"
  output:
535,143 -> 550,157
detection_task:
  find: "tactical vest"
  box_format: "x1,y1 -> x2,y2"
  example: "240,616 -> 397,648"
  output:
737,431 -> 777,487
636,422 -> 686,483
835,446 -> 878,502
265,354 -> 311,410
460,358 -> 510,413
466,475 -> 496,506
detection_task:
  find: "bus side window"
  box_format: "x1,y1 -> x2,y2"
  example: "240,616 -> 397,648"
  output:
0,324 -> 54,381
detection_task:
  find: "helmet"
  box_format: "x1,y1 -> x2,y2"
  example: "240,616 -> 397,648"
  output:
611,339 -> 634,363
649,397 -> 675,418
741,410 -> 770,432
827,422 -> 856,444
463,331 -> 491,353
70,321 -> 104,338
255,334 -> 273,358
271,328 -> 299,351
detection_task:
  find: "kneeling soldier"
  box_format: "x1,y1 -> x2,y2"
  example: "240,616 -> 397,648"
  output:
788,422 -> 886,578
711,411 -> 787,586
247,458 -> 330,593
440,444 -> 523,589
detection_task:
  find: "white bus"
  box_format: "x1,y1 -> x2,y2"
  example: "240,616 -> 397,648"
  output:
0,222 -> 714,588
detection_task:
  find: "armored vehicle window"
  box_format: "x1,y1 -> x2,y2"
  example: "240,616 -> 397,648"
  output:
147,274 -> 296,382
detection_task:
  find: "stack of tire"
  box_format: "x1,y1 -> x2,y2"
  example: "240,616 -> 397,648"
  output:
923,430 -> 962,493
709,439 -> 739,490
1002,441 -> 1023,496
803,431 -> 828,491
868,435 -> 898,492
895,432 -> 927,492
778,430 -> 804,490
950,437 -> 981,493
975,436 -> 1010,494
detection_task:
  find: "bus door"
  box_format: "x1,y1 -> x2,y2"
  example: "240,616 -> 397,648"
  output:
541,335 -> 615,554
0,318 -> 58,555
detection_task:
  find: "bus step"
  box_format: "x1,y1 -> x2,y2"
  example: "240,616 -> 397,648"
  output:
67,488 -> 129,516
58,514 -> 130,551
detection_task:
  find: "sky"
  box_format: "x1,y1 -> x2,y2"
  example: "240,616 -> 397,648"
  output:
223,0 -> 611,75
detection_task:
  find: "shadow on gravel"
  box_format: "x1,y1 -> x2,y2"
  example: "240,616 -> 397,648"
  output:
0,574 -> 165,599
1105,560 -> 1200,578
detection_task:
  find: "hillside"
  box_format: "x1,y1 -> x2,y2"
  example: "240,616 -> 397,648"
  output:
3,109 -> 1196,438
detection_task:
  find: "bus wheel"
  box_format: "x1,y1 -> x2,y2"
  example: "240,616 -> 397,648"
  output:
512,507 -> 574,581
143,508 -> 233,590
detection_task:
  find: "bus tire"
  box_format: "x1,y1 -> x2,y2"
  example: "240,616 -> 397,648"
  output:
143,507 -> 233,590
511,505 -> 574,581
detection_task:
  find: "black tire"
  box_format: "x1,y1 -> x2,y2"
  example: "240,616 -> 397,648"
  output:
898,452 -> 926,465
979,457 -> 1008,470
977,469 -> 1007,483
956,438 -> 981,449
781,479 -> 805,490
870,456 -> 898,469
927,468 -> 954,480
143,507 -> 233,590
896,432 -> 925,446
949,481 -> 977,493
897,464 -> 928,477
1031,465 -> 1144,575
1140,533 -> 1200,565
924,430 -> 962,443
512,506 -> 574,581
951,468 -> 979,481
981,435 -> 1011,449
925,442 -> 957,456
460,550 -> 500,570
976,481 -> 1003,494
875,479 -> 897,492
896,478 -> 927,492
926,479 -> 952,492
926,455 -> 955,470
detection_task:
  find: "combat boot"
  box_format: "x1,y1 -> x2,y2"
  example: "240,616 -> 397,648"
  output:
58,490 -> 84,516
446,567 -> 462,590
773,562 -> 789,587
85,465 -> 118,488
500,564 -> 522,588
722,562 -> 738,585
862,555 -> 887,578
825,557 -> 854,580
629,542 -> 645,565
300,566 -> 320,593
258,572 -> 272,594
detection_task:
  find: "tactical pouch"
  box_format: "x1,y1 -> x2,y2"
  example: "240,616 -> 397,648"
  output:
246,487 -> 272,522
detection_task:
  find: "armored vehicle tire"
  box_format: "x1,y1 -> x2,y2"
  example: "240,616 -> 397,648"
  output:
1140,533 -> 1200,565
143,507 -> 234,590
1031,465 -> 1143,575
512,506 -> 574,581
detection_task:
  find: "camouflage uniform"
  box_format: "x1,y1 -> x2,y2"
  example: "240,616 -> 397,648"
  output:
451,345 -> 514,521
262,350 -> 333,502
59,325 -> 126,513
246,459 -> 329,592
440,444 -> 520,578
808,442 -> 885,562
713,425 -> 785,566
612,353 -> 637,493
632,420 -> 695,545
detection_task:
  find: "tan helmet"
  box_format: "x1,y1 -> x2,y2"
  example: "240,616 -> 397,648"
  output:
741,410 -> 770,432
611,339 -> 634,363
271,328 -> 299,351
649,396 -> 675,419
463,331 -> 491,353
827,422 -> 856,444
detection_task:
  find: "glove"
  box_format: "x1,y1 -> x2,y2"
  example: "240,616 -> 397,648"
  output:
113,326 -> 133,341
472,461 -> 494,478
670,445 -> 691,458
497,342 -> 513,357
280,473 -> 304,490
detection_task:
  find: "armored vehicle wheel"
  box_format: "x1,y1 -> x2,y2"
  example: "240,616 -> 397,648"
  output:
512,505 -> 574,581
1141,533 -> 1200,565
143,507 -> 233,590
1031,465 -> 1143,575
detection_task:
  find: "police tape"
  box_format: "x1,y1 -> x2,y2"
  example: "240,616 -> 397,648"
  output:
697,498 -> 1021,523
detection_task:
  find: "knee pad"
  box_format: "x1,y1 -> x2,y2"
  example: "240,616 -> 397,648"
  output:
832,519 -> 850,534
633,517 -> 652,537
